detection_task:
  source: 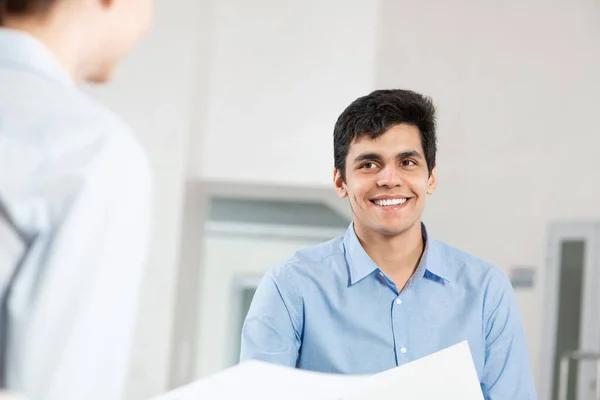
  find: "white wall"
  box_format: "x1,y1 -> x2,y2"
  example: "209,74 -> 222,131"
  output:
376,0 -> 600,390
83,1 -> 208,398
196,0 -> 381,186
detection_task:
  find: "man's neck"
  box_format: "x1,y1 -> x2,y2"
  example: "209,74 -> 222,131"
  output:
355,222 -> 425,290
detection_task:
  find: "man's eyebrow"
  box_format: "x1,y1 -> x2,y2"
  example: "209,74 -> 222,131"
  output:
396,151 -> 423,160
353,152 -> 383,163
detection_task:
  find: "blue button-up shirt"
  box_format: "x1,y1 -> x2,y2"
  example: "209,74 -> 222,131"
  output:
240,223 -> 536,399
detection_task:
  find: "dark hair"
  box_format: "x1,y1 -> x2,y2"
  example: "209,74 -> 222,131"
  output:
333,89 -> 437,181
0,0 -> 56,24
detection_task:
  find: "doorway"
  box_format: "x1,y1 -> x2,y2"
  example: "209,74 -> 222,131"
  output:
541,223 -> 600,400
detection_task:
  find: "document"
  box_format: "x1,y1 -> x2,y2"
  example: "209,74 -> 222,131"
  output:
148,341 -> 483,400
341,341 -> 484,400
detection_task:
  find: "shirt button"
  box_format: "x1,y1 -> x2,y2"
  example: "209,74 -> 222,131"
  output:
400,347 -> 407,354
395,298 -> 402,305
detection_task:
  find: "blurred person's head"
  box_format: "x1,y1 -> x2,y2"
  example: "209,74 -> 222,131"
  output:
0,0 -> 153,83
333,89 -> 438,239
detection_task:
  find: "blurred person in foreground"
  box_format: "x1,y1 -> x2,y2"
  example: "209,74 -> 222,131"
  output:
240,89 -> 536,399
0,0 -> 153,399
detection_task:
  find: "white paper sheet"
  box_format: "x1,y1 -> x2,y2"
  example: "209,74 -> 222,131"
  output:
148,341 -> 483,400
339,341 -> 484,400
148,362 -> 366,400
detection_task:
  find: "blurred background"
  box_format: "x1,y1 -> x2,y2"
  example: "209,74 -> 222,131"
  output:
83,0 -> 600,399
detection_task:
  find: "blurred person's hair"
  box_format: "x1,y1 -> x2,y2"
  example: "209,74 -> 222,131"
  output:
0,0 -> 56,23
333,89 -> 437,181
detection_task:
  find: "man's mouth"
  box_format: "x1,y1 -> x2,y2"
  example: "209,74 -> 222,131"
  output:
371,198 -> 409,207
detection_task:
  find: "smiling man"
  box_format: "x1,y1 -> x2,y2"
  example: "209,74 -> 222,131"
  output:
240,89 -> 536,399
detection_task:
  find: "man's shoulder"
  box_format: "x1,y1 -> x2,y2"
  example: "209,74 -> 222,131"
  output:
0,79 -> 146,169
267,236 -> 346,282
0,92 -> 150,234
433,239 -> 511,289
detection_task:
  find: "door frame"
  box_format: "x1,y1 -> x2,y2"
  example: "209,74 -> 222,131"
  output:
540,222 -> 600,400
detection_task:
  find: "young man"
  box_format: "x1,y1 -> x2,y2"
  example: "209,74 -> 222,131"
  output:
240,89 -> 536,398
0,0 -> 153,399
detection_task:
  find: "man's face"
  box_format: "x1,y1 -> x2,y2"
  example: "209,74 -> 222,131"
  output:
334,123 -> 437,238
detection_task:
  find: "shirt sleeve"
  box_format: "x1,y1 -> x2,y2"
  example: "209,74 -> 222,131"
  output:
239,266 -> 302,367
5,134 -> 153,400
480,268 -> 537,399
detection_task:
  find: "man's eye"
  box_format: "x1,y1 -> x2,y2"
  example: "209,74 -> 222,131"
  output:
361,162 -> 377,169
402,159 -> 416,167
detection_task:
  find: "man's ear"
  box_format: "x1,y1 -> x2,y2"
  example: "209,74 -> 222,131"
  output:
333,169 -> 348,198
427,164 -> 438,195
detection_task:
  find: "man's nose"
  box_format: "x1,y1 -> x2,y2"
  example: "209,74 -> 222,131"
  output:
377,165 -> 404,188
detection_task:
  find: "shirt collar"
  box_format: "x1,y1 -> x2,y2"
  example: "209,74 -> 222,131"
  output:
342,221 -> 450,285
0,28 -> 74,87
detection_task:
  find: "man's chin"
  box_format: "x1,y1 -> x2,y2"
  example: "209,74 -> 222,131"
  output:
378,228 -> 409,237
84,65 -> 117,84
374,221 -> 418,237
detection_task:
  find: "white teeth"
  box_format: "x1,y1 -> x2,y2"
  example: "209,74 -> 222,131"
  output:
374,198 -> 407,206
